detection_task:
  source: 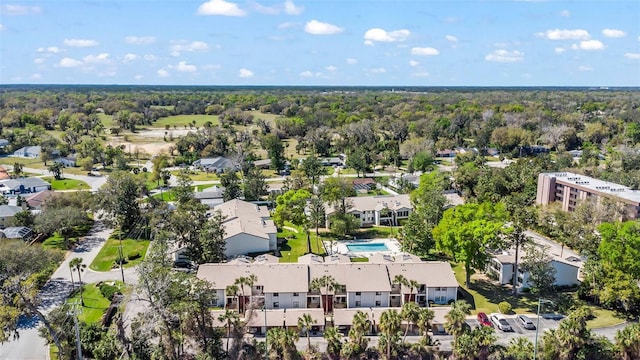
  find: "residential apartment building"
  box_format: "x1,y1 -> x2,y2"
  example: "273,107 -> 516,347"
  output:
197,253 -> 458,313
536,172 -> 640,219
325,194 -> 412,227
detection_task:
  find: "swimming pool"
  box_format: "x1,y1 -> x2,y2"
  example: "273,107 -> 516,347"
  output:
346,243 -> 390,252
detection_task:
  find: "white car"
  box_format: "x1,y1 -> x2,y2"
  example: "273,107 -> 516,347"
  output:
490,313 -> 513,332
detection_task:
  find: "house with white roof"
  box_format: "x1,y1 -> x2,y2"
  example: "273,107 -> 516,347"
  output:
211,199 -> 277,257
0,205 -> 24,229
324,194 -> 412,228
12,146 -> 41,158
0,177 -> 51,195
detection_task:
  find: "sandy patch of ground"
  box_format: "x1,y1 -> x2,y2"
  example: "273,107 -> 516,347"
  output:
107,139 -> 174,156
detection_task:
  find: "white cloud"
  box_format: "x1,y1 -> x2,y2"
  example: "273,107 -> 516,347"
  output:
554,47 -> 566,53
300,70 -> 314,77
325,65 -> 337,71
412,71 -> 429,77
278,22 -> 296,29
123,53 -> 138,63
239,68 -> 254,78
602,28 -> 626,38
83,53 -> 111,64
411,47 -> 440,56
284,0 -> 303,15
409,60 -> 420,67
560,9 -> 570,17
63,38 -> 99,47
624,53 -> 640,59
144,54 -> 158,61
364,40 -> 374,46
485,49 -> 524,63
252,2 -> 279,14
578,65 -> 593,71
135,75 -> 143,80
445,35 -> 458,42
1,4 -> 42,15
346,58 -> 358,65
170,40 -> 209,56
363,28 -> 410,43
304,20 -> 343,35
30,73 -> 42,80
124,36 -> 156,45
0,24 -> 5,31
59,58 -> 83,68
571,39 -> 605,50
157,69 -> 170,77
536,29 -> 590,40
37,46 -> 61,54
370,68 -> 386,73
34,58 -> 45,64
197,0 -> 246,16
175,61 -> 197,72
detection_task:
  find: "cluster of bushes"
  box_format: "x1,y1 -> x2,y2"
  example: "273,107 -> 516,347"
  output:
99,282 -> 121,301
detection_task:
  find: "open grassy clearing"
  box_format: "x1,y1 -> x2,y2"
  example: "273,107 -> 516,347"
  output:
278,222 -> 326,263
42,221 -> 94,250
151,114 -> 219,128
68,282 -> 122,324
89,238 -> 150,271
0,156 -> 44,168
41,176 -> 90,190
171,169 -> 220,181
98,113 -> 116,128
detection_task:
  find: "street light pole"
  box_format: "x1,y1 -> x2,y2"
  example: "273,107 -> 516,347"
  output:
534,298 -> 551,360
263,305 -> 268,360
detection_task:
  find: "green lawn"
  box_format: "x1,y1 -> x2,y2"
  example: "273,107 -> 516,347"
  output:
150,185 -> 199,202
152,114 -> 219,128
171,170 -> 220,181
41,177 -> 90,190
42,221 -> 94,250
278,223 -> 326,263
98,113 -> 116,128
89,238 -> 150,271
0,157 -> 44,168
68,282 -> 125,324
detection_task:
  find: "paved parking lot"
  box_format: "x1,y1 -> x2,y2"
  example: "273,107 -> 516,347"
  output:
466,314 -> 564,345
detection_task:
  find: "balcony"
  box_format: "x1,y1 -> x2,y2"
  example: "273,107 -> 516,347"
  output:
333,302 -> 347,309
251,289 -> 264,296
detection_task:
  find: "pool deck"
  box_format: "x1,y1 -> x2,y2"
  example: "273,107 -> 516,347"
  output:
325,238 -> 402,258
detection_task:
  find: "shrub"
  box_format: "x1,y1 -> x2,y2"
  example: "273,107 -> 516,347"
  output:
115,256 -> 128,265
99,283 -> 120,301
127,252 -> 141,261
499,301 -> 513,314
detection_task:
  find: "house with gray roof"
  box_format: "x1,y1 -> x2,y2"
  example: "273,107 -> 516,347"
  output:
0,226 -> 33,241
324,194 -> 413,227
194,185 -> 225,208
0,177 -> 51,195
12,146 -> 41,158
0,205 -> 24,229
192,156 -> 238,173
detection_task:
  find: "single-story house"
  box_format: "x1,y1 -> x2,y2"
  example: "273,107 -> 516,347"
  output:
0,177 -> 52,195
487,232 -> 584,291
53,154 -> 77,167
267,183 -> 286,197
211,199 -> 277,258
0,166 -> 10,180
12,146 -> 41,158
387,173 -> 421,190
352,178 -> 377,193
0,205 -> 24,229
0,226 -> 33,241
194,185 -> 225,208
569,150 -> 583,158
321,157 -> 345,167
253,159 -> 272,169
325,194 -> 412,227
25,190 -> 57,209
0,139 -> 9,148
192,157 -> 238,173
436,149 -> 456,158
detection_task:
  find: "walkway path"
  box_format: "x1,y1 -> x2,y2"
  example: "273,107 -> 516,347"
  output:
0,220 -> 137,360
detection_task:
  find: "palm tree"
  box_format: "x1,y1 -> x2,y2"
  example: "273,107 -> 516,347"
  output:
416,308 -> 436,346
68,261 -> 75,287
310,275 -> 338,314
323,327 -> 343,359
378,309 -> 402,359
504,337 -> 534,360
12,162 -> 23,178
297,313 -> 317,350
218,310 -> 239,353
393,275 -> 419,304
341,310 -> 370,359
616,323 -> 640,360
267,327 -> 299,360
234,274 -> 257,314
445,300 -> 471,341
401,302 -> 420,342
69,257 -> 86,305
225,284 -> 240,313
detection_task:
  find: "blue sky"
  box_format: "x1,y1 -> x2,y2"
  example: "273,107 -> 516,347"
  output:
1,0 -> 639,86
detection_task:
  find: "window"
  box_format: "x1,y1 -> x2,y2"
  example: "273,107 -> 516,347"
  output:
375,292 -> 381,296
435,296 -> 444,303
255,285 -> 263,290
375,301 -> 381,307
355,301 -> 361,307
273,302 -> 279,308
293,292 -> 299,297
355,292 -> 361,296
273,293 -> 279,297
293,301 -> 299,308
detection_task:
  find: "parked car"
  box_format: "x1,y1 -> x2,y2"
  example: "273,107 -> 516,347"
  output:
516,314 -> 536,330
490,313 -> 512,332
477,312 -> 492,327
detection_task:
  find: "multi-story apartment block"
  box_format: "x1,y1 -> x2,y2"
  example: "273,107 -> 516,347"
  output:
536,172 -> 640,219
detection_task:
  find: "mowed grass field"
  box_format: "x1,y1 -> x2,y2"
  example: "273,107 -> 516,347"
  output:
42,176 -> 91,190
151,115 -> 219,128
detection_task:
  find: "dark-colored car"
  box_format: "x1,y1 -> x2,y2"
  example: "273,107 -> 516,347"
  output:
477,312 -> 492,327
516,314 -> 536,330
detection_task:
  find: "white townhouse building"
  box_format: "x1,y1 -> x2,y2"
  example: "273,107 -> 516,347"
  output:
325,194 -> 413,228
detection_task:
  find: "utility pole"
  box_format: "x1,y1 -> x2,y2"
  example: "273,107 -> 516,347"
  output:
68,301 -> 83,360
118,218 -> 125,284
